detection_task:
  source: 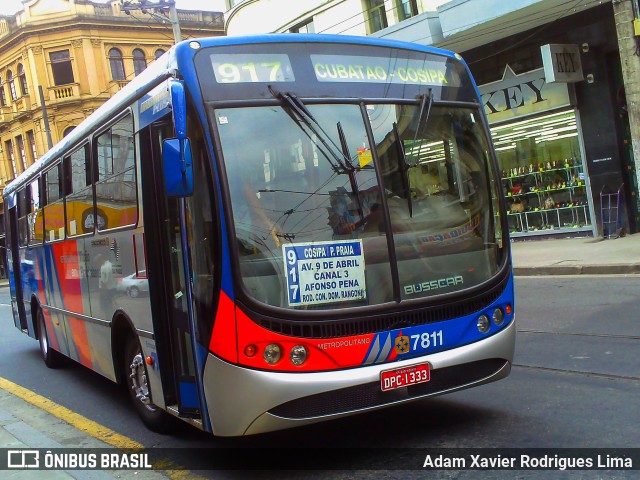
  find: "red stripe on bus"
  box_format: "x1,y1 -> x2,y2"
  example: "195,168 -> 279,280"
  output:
234,308 -> 376,371
209,291 -> 238,363
52,242 -> 93,368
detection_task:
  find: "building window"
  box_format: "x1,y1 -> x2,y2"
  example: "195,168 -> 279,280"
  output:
50,50 -> 75,86
154,48 -> 166,60
397,0 -> 418,21
109,48 -> 126,81
290,18 -> 315,33
133,49 -> 147,76
63,126 -> 76,137
17,64 -> 28,96
493,109 -> 592,236
0,84 -> 6,107
16,135 -> 27,170
7,71 -> 17,101
26,130 -> 37,163
5,140 -> 16,177
368,0 -> 388,33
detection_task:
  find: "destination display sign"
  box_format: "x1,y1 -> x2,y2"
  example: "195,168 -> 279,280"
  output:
211,53 -> 295,83
310,54 -> 457,86
283,240 -> 366,306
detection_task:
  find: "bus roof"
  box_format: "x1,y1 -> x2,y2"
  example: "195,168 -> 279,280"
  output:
3,34 -> 462,198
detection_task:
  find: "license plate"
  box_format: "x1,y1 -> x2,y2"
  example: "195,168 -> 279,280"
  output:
380,362 -> 430,391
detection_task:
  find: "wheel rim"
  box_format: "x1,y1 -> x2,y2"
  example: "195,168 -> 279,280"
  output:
129,287 -> 139,298
38,314 -> 49,356
128,351 -> 157,412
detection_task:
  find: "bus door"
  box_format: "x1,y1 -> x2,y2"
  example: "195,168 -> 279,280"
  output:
140,119 -> 208,425
5,204 -> 27,331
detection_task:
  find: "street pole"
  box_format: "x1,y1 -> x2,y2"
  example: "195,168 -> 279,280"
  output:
38,85 -> 53,150
168,1 -> 182,43
120,0 -> 182,44
613,0 -> 640,229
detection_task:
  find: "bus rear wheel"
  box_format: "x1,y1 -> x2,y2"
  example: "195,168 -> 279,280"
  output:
37,309 -> 64,368
123,335 -> 172,432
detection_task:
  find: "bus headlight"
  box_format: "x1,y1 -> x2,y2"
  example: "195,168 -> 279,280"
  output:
290,345 -> 308,366
477,314 -> 490,333
492,308 -> 505,326
263,344 -> 282,365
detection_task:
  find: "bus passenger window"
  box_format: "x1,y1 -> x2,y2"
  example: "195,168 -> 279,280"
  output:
17,188 -> 29,247
95,113 -> 137,231
27,179 -> 43,246
65,145 -> 92,236
44,163 -> 64,242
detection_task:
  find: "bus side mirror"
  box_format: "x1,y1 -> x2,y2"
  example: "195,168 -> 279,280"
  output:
163,79 -> 193,197
163,138 -> 193,197
170,79 -> 187,140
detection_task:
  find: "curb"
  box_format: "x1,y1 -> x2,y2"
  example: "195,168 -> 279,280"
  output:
514,264 -> 640,276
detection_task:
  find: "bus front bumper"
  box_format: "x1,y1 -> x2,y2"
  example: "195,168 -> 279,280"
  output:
203,318 -> 515,436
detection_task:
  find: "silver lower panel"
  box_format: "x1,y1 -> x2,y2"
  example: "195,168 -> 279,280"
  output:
203,319 -> 516,436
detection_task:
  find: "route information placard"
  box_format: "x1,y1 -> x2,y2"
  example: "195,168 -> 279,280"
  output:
283,240 -> 366,306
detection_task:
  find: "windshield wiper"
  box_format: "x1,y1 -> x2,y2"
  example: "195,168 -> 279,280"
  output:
270,88 -> 366,228
406,91 -> 434,166
337,121 -> 364,224
392,121 -> 413,218
393,91 -> 435,218
269,88 -> 353,174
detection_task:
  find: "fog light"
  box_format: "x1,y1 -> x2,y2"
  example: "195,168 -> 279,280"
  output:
244,344 -> 257,357
477,314 -> 490,333
290,345 -> 308,366
492,308 -> 504,326
263,344 -> 282,365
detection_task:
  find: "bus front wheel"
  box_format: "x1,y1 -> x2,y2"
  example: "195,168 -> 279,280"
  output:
37,309 -> 64,368
123,335 -> 172,432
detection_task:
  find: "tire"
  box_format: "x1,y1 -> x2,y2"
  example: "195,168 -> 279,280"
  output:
123,335 -> 172,432
37,309 -> 64,368
128,286 -> 140,298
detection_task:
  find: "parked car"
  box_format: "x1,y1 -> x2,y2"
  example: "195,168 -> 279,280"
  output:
117,271 -> 148,298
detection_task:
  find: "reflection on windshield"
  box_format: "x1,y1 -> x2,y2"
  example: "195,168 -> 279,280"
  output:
368,104 -> 503,299
216,102 -> 503,309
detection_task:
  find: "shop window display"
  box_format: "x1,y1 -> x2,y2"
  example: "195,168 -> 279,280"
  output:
491,109 -> 592,236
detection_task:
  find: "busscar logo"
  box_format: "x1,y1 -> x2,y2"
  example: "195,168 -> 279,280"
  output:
8,450 -> 40,469
403,275 -> 464,296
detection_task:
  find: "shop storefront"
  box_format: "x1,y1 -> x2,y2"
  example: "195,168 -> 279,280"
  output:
479,66 -> 596,238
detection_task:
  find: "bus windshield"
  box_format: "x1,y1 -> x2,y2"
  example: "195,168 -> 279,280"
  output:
217,101 -> 504,309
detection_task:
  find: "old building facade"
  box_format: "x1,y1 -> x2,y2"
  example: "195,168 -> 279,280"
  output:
0,0 -> 223,277
0,0 -> 223,190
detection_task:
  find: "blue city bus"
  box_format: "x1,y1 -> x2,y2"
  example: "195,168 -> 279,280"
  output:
3,34 -> 515,436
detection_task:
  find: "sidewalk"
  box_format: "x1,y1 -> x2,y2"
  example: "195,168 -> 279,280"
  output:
0,386 -> 169,479
511,232 -> 640,276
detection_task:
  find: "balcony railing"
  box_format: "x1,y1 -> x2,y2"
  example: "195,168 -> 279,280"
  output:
48,83 -> 80,102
